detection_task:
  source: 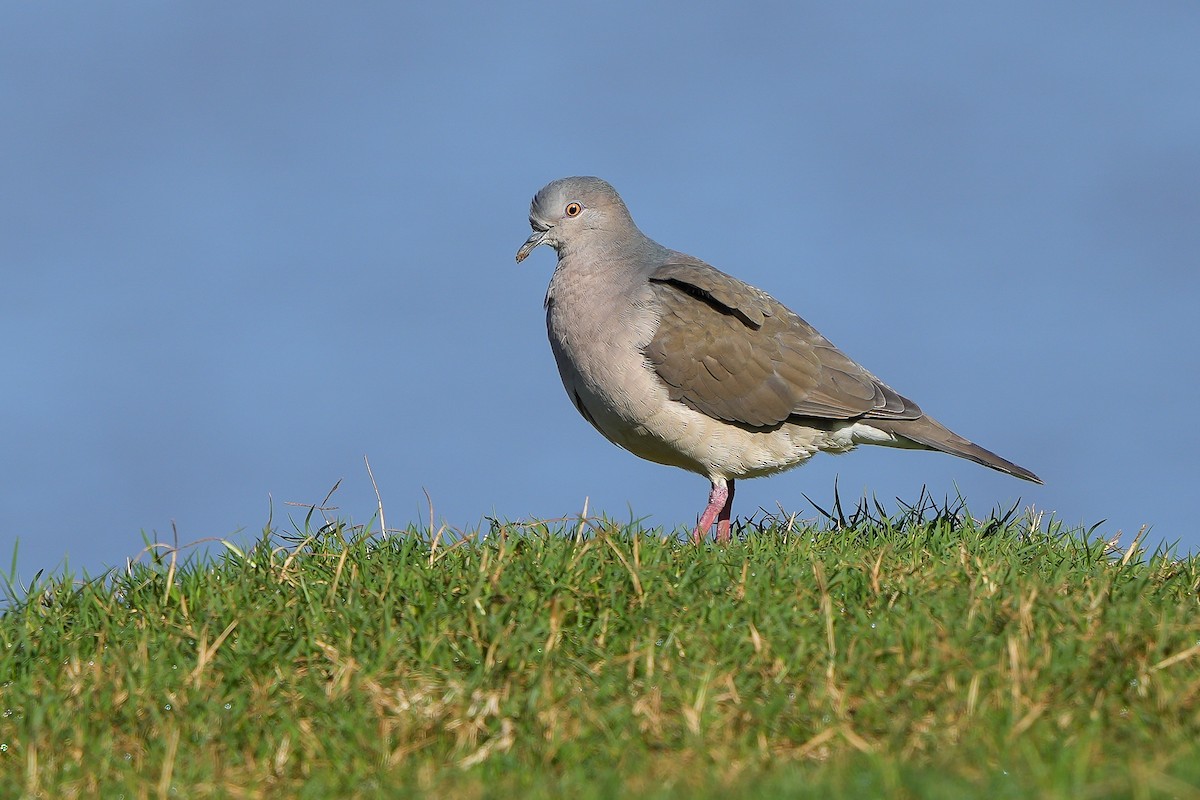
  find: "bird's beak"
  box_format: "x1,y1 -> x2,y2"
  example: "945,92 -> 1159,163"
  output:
515,228 -> 548,263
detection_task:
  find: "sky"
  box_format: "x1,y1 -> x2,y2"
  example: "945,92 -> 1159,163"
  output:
3,4 -> 1198,588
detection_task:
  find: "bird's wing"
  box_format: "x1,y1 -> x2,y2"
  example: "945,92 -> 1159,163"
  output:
646,260 -> 922,428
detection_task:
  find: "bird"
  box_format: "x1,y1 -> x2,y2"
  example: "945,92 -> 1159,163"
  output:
515,176 -> 1041,544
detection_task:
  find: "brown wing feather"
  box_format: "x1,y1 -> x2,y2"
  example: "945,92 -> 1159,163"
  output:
646,260 -> 922,429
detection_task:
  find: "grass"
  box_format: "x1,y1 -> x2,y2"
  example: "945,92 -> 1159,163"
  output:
2,497 -> 1199,798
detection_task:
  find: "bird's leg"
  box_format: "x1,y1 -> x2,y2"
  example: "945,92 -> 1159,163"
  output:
716,479 -> 736,543
692,480 -> 729,544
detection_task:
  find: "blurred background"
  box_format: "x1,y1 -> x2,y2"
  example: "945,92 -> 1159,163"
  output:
4,4 -> 1197,586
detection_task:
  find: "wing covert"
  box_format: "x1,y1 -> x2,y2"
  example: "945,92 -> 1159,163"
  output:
646,260 -> 921,428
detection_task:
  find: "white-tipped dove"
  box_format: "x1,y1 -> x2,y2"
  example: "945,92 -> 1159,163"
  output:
516,177 -> 1041,543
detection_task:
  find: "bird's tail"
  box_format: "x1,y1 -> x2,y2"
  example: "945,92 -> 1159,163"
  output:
867,416 -> 1042,484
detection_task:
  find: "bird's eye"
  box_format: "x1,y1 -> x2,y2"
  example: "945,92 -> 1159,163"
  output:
565,202 -> 582,217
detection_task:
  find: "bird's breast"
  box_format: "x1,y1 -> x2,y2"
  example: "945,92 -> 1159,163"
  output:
544,265 -> 695,461
546,267 -> 661,414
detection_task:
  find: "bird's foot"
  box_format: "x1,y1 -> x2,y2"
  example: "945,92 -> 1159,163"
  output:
692,480 -> 734,544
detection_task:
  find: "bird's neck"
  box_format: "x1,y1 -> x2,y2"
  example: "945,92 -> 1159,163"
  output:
554,229 -> 666,283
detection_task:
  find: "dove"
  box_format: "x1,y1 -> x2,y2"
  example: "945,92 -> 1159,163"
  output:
517,177 -> 1040,543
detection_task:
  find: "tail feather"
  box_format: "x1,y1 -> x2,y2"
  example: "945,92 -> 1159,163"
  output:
867,416 -> 1042,484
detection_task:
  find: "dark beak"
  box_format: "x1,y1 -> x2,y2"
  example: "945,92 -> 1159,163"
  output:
515,229 -> 548,263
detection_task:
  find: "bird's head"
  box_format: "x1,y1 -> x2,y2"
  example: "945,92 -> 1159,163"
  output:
515,176 -> 634,262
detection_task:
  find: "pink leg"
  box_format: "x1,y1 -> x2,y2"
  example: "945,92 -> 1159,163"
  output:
692,480 -> 729,544
716,479 -> 736,543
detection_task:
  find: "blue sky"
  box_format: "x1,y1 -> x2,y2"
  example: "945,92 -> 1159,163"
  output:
4,4 -> 1198,584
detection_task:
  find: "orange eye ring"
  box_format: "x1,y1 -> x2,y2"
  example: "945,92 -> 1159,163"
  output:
565,202 -> 582,217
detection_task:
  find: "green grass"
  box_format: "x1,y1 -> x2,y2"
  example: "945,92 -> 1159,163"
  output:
2,499 -> 1199,798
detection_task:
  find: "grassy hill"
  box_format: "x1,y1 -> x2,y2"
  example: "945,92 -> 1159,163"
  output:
2,499 -> 1198,798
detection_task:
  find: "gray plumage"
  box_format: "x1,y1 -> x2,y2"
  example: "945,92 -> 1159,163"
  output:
516,176 -> 1040,542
